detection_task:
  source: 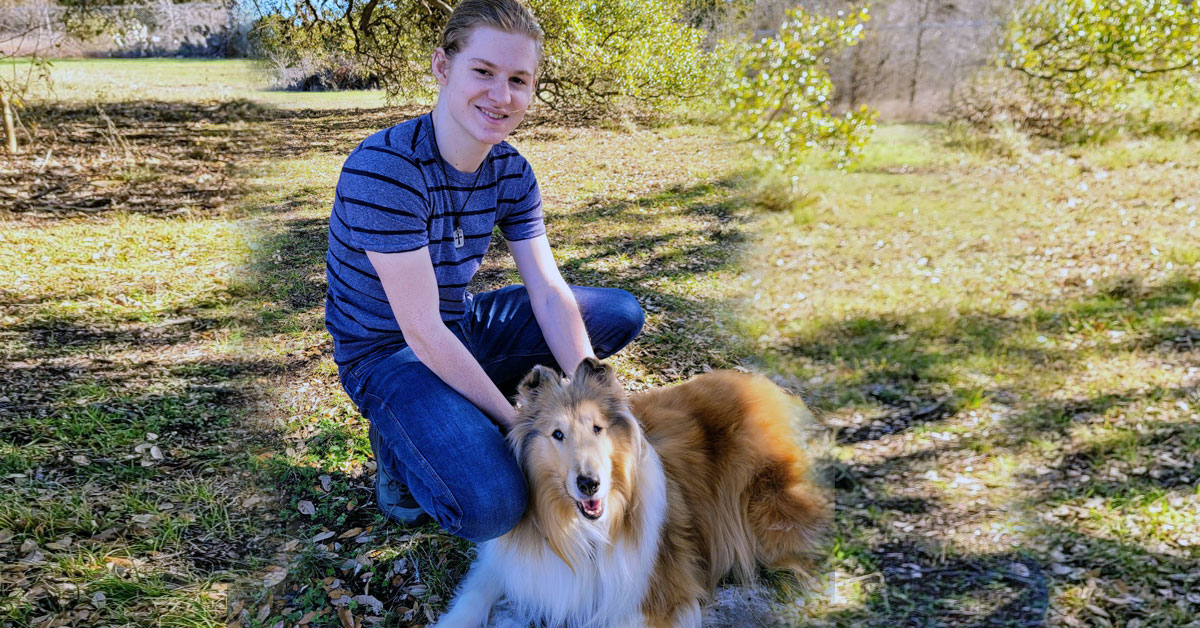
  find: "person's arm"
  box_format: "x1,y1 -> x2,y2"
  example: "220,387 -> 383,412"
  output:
366,249 -> 518,431
507,234 -> 594,374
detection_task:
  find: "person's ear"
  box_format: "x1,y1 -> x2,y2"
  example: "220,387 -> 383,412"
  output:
431,48 -> 451,86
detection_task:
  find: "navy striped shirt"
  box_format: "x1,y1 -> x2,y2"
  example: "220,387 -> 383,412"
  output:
325,113 -> 545,367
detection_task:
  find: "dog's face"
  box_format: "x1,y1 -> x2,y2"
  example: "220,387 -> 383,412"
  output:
511,358 -> 640,525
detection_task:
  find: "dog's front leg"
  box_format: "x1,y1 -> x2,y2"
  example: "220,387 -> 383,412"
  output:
673,600 -> 702,628
434,546 -> 505,628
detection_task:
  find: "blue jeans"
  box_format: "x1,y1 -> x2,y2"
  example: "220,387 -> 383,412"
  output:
338,285 -> 644,542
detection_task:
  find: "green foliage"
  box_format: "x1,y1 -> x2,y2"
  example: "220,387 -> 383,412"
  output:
250,0 -> 711,114
993,0 -> 1200,138
529,0 -> 710,114
720,6 -> 877,170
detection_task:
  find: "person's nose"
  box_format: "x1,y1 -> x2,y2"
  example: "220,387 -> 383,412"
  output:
489,79 -> 511,107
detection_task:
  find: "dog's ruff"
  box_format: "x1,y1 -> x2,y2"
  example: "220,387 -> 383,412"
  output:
434,359 -> 829,628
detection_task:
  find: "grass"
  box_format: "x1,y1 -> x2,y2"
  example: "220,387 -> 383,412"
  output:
3,58 -> 389,109
751,124 -> 1200,626
3,58 -> 1199,627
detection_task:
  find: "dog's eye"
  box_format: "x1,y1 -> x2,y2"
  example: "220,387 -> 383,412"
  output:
593,425 -> 602,435
552,429 -> 564,441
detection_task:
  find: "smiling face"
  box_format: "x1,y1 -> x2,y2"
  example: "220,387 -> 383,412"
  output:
431,26 -> 538,165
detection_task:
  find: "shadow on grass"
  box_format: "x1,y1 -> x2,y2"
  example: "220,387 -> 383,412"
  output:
788,275 -> 1200,441
825,545 -> 1050,628
3,100 -> 417,220
0,349 -> 286,624
790,274 -> 1200,625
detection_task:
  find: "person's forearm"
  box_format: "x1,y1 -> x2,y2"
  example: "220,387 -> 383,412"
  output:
406,324 -> 518,431
528,283 -> 594,376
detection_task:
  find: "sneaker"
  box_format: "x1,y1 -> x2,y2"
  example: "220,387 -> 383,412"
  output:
368,424 -> 430,526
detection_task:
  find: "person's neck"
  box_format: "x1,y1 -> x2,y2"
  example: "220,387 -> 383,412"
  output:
430,107 -> 490,173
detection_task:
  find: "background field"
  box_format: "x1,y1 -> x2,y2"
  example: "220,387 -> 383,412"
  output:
1,58 -> 1198,628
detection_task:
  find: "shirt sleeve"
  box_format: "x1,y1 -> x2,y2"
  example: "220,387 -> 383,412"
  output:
497,157 -> 546,242
335,145 -> 431,253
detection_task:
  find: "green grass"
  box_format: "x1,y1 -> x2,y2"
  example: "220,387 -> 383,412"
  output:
4,58 -> 390,109
3,58 -> 1199,627
747,124 -> 1200,625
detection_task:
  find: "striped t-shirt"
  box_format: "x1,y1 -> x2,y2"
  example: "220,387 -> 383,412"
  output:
325,113 -> 546,367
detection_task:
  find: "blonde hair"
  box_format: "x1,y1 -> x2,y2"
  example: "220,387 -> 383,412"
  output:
439,0 -> 544,62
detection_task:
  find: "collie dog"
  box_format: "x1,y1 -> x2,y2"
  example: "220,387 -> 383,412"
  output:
434,358 -> 830,628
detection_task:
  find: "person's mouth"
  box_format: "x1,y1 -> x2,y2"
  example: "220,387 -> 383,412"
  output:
478,106 -> 508,122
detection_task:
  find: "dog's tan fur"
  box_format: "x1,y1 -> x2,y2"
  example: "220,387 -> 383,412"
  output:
506,359 -> 830,627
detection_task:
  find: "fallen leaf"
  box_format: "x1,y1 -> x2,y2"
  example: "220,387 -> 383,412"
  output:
352,595 -> 383,615
319,475 -> 332,492
46,537 -> 72,550
338,527 -> 363,539
298,500 -> 316,516
312,531 -> 335,543
337,604 -> 355,628
92,527 -> 119,542
263,568 -> 287,587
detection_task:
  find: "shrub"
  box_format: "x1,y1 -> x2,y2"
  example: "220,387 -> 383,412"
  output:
956,0 -> 1200,140
720,5 -> 877,170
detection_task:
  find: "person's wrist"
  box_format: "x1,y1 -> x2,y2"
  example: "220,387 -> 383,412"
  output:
496,405 -> 519,434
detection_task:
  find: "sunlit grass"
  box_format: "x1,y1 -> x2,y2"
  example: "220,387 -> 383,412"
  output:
755,125 -> 1200,625
4,58 -> 391,109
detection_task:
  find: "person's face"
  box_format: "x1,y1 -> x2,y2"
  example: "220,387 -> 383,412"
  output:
432,27 -> 539,150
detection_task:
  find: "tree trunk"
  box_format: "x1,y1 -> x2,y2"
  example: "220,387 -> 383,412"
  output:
908,0 -> 935,112
2,90 -> 17,155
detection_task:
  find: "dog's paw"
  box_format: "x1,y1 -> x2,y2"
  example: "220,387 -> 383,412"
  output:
430,607 -> 487,628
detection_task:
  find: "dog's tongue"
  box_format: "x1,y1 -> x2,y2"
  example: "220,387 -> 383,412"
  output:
581,499 -> 603,518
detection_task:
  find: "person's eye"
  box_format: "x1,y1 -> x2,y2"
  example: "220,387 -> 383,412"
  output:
510,77 -> 526,85
474,68 -> 491,76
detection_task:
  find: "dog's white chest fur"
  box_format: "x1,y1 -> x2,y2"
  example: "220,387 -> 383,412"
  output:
435,447 -> 668,628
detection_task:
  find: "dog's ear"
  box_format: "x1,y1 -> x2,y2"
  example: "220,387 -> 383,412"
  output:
573,357 -> 618,389
516,364 -> 562,407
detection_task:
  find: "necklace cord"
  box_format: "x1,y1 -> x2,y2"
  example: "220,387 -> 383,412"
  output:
428,113 -> 487,239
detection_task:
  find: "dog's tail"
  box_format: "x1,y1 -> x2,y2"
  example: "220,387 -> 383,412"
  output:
743,384 -> 832,581
746,459 -> 830,578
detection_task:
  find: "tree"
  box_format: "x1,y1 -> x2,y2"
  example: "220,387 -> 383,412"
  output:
1,0 -> 120,154
250,0 -> 712,115
721,5 -> 877,169
993,0 -> 1200,136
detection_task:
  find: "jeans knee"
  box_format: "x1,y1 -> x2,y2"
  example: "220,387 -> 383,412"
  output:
455,490 -> 526,543
452,472 -> 528,543
601,289 -> 643,356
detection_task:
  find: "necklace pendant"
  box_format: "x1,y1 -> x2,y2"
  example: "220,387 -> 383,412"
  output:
454,227 -> 465,248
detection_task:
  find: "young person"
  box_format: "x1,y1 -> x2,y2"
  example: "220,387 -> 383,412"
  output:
324,0 -> 644,543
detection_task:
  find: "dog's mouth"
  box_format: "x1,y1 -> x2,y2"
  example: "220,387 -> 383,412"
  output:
576,498 -> 604,520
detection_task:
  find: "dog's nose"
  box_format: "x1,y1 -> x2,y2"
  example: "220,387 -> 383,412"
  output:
576,474 -> 599,496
